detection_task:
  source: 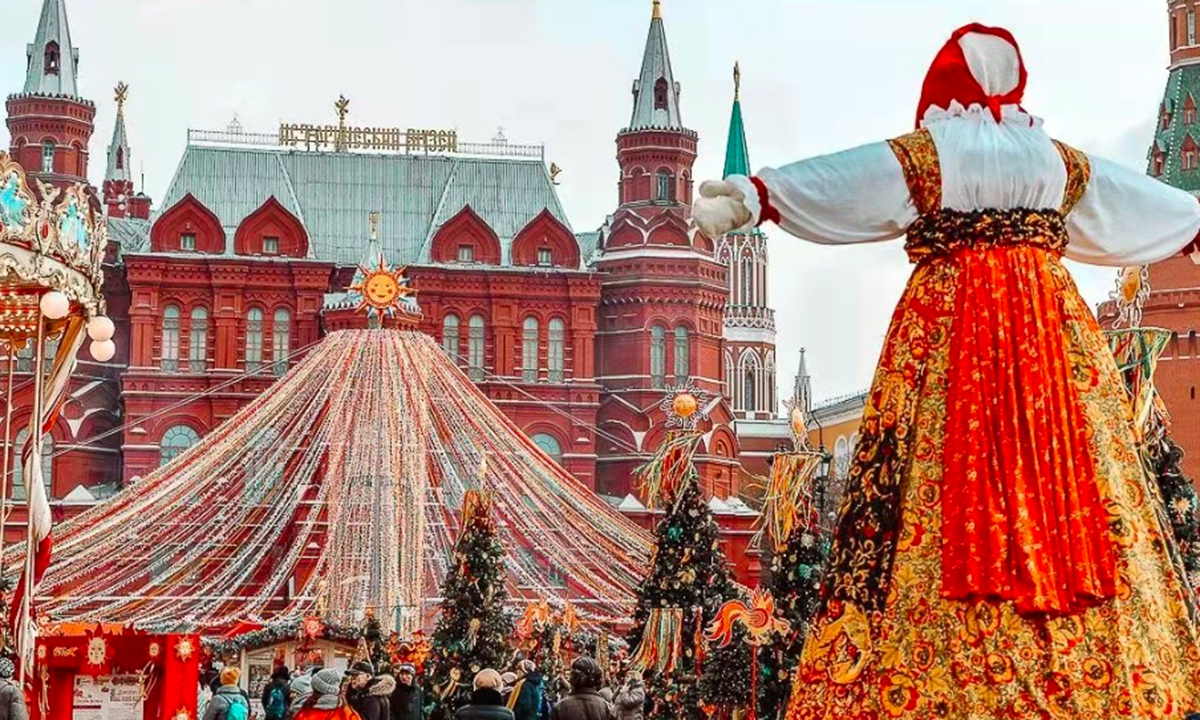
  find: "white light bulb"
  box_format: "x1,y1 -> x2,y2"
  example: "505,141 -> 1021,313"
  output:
87,315 -> 115,342
39,291 -> 70,320
90,339 -> 116,362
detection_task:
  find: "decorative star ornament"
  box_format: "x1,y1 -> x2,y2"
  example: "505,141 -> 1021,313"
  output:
348,258 -> 417,319
658,382 -> 710,431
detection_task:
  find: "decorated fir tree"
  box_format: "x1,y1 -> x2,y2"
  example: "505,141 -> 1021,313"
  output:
1151,437 -> 1200,596
698,623 -> 752,718
426,491 -> 514,720
627,434 -> 739,720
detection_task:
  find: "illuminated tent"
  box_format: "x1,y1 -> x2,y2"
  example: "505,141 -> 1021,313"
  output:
26,329 -> 651,635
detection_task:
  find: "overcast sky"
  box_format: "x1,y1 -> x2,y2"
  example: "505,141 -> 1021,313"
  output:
0,0 -> 1169,405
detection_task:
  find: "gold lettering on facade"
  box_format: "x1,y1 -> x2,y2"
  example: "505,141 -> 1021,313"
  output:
278,100 -> 457,154
53,646 -> 77,657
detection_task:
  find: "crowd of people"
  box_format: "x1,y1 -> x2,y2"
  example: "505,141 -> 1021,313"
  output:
200,657 -> 649,720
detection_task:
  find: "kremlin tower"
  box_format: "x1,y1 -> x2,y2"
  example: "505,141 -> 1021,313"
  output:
102,83 -> 151,220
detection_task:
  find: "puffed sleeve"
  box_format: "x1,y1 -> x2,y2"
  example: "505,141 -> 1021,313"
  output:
1065,154 -> 1200,266
726,141 -> 917,244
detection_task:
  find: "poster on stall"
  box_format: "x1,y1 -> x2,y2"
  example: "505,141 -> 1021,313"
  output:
73,675 -> 144,720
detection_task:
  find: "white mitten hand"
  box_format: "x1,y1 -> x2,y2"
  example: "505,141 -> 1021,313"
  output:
693,180 -> 752,238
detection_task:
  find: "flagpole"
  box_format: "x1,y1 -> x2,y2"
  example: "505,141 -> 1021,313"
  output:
18,320 -> 45,687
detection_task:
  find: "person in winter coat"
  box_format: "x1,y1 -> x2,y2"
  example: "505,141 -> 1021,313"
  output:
390,664 -> 423,720
290,666 -> 324,716
204,668 -> 251,720
293,669 -> 359,720
611,671 -> 644,720
551,659 -> 613,720
455,670 -> 513,720
261,666 -> 293,720
347,663 -> 393,720
506,661 -> 545,720
0,657 -> 28,720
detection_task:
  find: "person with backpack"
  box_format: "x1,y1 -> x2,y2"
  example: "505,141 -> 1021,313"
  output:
262,666 -> 293,720
204,668 -> 251,720
506,661 -> 545,720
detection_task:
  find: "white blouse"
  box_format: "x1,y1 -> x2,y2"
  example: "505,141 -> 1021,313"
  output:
728,103 -> 1200,267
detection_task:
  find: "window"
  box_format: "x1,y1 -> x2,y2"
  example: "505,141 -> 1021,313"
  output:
1163,105 -> 1172,131
1188,98 -> 1198,125
834,436 -> 852,482
161,305 -> 180,372
44,42 -> 59,75
262,236 -> 279,255
15,340 -> 32,373
468,314 -> 486,381
741,256 -> 753,304
442,315 -> 460,360
522,317 -> 539,382
656,171 -> 674,203
160,425 -> 201,467
537,248 -> 552,267
743,369 -> 757,412
116,147 -> 124,171
1154,150 -> 1166,176
41,142 -> 54,174
189,307 -> 208,372
12,428 -> 53,502
548,318 -> 565,383
180,233 -> 196,252
654,77 -> 669,111
1189,10 -> 1195,45
1186,147 -> 1198,171
457,245 -> 475,263
724,351 -> 735,403
673,327 -> 690,380
273,309 -> 291,375
245,308 -> 263,371
531,433 -> 563,464
650,325 -> 666,388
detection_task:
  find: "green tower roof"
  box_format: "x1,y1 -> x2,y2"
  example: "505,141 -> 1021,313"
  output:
1149,64 -> 1200,194
723,62 -> 750,178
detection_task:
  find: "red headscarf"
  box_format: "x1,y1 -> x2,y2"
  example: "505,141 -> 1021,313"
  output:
915,23 -> 1028,128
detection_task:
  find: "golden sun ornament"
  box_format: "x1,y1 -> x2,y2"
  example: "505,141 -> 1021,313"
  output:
349,258 -> 415,317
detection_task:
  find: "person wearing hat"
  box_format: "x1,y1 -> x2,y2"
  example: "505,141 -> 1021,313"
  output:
293,668 -> 359,720
390,664 -> 423,720
550,659 -> 612,720
455,669 -> 512,720
203,668 -> 250,720
0,657 -> 27,720
347,662 -> 393,720
506,661 -> 545,720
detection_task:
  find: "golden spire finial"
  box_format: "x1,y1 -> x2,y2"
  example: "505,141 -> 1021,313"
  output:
114,82 -> 129,114
335,95 -> 350,124
369,211 -> 380,241
733,62 -> 741,101
652,0 -> 661,19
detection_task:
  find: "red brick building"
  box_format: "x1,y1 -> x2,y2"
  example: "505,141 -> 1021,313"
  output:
2,0 -> 791,582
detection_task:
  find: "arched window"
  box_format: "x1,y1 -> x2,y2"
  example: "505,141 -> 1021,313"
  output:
656,171 -> 674,203
189,307 -> 208,372
650,325 -> 666,388
743,369 -> 757,412
442,314 -> 460,360
673,327 -> 690,380
160,425 -> 201,467
741,256 -> 754,304
44,42 -> 60,75
468,314 -> 486,381
547,318 -> 565,383
116,147 -> 125,171
522,317 -> 539,382
531,433 -> 563,464
245,308 -> 264,372
272,308 -> 291,376
161,305 -> 180,372
653,77 -> 669,111
41,142 -> 54,174
834,436 -> 852,482
12,428 -> 53,501
724,350 -> 735,402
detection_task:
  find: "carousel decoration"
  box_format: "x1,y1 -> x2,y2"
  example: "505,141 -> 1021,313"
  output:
0,153 -> 117,682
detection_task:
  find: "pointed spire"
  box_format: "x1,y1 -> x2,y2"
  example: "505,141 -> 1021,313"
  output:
793,348 -> 811,413
23,0 -> 81,98
723,62 -> 751,179
628,0 -> 683,131
106,83 -> 132,183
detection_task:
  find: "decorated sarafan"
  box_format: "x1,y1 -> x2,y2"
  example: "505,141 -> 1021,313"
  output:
0,152 -> 107,323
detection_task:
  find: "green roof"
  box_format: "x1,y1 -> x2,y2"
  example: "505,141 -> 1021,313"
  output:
723,97 -> 750,178
156,144 -> 573,267
1149,64 -> 1200,193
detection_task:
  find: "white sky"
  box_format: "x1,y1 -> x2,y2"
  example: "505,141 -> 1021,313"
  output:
0,0 -> 1169,405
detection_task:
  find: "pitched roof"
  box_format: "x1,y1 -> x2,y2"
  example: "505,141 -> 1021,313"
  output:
23,0 -> 80,98
106,106 -> 131,183
157,143 -> 573,267
627,1 -> 683,131
106,217 -> 150,255
1149,64 -> 1200,193
723,64 -> 750,178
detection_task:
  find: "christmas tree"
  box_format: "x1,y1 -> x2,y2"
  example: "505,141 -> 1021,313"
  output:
1151,437 -> 1200,596
426,491 -> 514,720
627,435 -> 739,720
698,623 -> 752,719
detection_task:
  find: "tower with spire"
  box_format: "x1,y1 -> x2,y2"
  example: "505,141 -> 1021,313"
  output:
718,63 -> 777,421
592,1 -> 739,501
6,0 -> 96,194
103,82 -> 151,220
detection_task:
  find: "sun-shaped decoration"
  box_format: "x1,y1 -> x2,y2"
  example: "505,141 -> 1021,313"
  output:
174,707 -> 192,720
174,636 -> 196,662
1110,265 -> 1151,329
658,382 -> 711,431
348,257 -> 417,319
148,641 -> 162,660
782,397 -> 811,451
302,615 -> 325,641
86,635 -> 111,669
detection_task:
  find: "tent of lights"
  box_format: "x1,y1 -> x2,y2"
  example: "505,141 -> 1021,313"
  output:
26,328 -> 652,637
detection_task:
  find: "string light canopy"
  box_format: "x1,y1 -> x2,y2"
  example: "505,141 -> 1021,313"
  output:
22,329 -> 651,636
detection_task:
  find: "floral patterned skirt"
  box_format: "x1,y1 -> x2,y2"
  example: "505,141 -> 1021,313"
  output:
786,247 -> 1200,720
